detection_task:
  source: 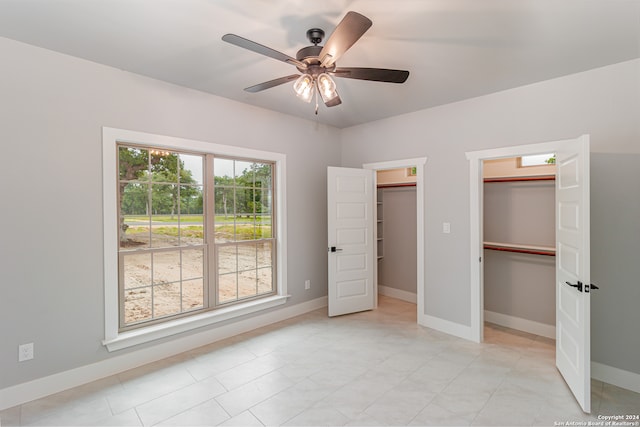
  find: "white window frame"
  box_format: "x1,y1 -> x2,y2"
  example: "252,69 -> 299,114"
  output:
102,127 -> 288,351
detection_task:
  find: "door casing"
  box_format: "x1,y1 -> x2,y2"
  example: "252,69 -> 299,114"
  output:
466,138 -> 588,342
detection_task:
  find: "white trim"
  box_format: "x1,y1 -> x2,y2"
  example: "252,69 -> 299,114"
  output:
378,286 -> 417,304
484,310 -> 556,339
422,314 -> 474,341
102,127 -> 288,349
363,157 -> 427,327
363,157 -> 427,171
104,295 -> 288,351
591,362 -> 640,394
0,296 -> 327,411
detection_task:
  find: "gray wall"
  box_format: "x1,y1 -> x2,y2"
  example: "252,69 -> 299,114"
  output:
483,180 -> 555,325
341,59 -> 640,375
379,187 -> 417,294
483,181 -> 555,247
591,153 -> 640,375
483,251 -> 555,325
0,37 -> 341,389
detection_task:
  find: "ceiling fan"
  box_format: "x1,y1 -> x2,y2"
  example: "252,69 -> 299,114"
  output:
222,11 -> 409,112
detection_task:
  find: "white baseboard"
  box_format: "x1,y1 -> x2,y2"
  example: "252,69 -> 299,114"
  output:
592,361 -> 640,394
420,314 -> 474,341
484,310 -> 556,339
378,285 -> 417,304
0,296 -> 328,411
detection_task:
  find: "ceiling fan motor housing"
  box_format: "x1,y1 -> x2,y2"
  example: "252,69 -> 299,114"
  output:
296,42 -> 336,75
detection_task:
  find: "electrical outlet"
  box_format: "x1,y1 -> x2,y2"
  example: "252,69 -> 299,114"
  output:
304,279 -> 311,290
19,343 -> 34,362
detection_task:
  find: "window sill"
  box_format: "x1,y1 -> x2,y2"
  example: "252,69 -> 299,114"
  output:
103,295 -> 289,352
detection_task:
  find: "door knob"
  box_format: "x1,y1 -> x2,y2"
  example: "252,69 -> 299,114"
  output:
329,246 -> 343,253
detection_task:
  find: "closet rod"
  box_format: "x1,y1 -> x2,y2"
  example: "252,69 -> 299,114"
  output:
484,175 -> 555,183
483,242 -> 556,257
377,182 -> 417,188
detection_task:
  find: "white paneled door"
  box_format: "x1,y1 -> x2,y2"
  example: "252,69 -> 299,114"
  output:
327,167 -> 375,317
555,135 -> 591,413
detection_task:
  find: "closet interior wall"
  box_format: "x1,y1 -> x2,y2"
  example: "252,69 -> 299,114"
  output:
376,169 -> 417,299
483,158 -> 556,336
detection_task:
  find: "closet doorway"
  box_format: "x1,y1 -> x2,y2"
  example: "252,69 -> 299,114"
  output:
466,135 -> 592,413
376,168 -> 418,304
363,157 -> 427,323
482,155 -> 556,339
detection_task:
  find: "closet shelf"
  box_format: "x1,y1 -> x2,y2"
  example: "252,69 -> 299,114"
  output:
484,175 -> 555,183
483,241 -> 556,256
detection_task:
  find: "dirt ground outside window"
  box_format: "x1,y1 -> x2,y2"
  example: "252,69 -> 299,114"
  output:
121,230 -> 273,325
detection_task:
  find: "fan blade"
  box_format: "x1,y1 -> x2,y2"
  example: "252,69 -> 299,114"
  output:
319,11 -> 372,67
332,67 -> 409,83
222,34 -> 307,69
324,93 -> 342,107
244,75 -> 300,93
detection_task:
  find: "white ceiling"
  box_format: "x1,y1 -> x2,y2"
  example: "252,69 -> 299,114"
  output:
1,0 -> 639,128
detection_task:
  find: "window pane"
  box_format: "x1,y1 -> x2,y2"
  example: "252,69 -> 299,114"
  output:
182,248 -> 204,280
120,183 -> 150,248
119,146 -> 148,181
124,286 -> 152,324
238,270 -> 257,299
260,189 -> 272,214
235,160 -> 254,182
520,153 -> 555,167
121,182 -> 149,216
215,223 -> 235,242
218,273 -> 237,303
151,151 -> 178,182
180,224 -> 204,245
180,184 -> 203,214
237,243 -> 257,272
179,153 -> 203,185
153,283 -> 181,317
217,245 -> 237,275
183,278 -> 204,311
214,158 -> 234,182
152,251 -> 181,285
257,267 -> 273,295
234,220 -> 255,241
255,164 -> 272,189
257,241 -> 272,269
151,184 -> 180,248
215,187 -> 235,242
235,187 -> 253,219
122,253 -> 151,290
258,218 -> 272,239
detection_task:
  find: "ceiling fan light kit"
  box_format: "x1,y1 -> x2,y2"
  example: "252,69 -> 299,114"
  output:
222,11 -> 409,112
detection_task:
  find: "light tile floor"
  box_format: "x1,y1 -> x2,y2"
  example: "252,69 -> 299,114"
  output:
1,296 -> 639,426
